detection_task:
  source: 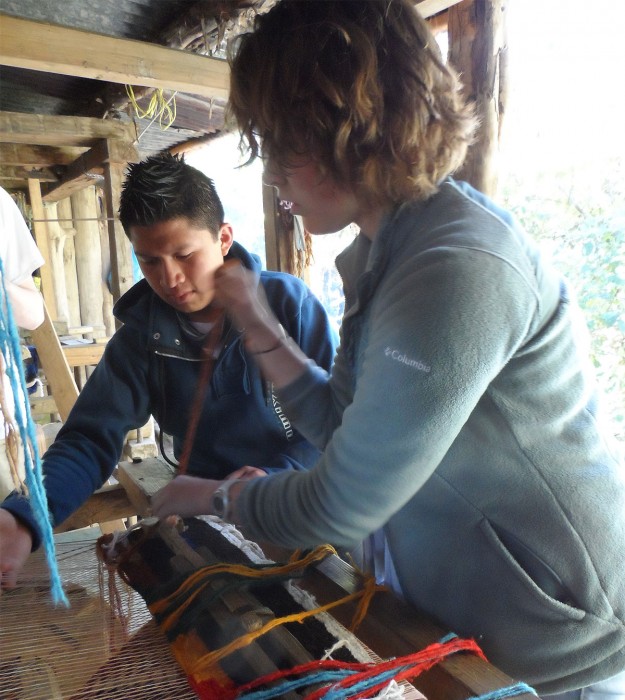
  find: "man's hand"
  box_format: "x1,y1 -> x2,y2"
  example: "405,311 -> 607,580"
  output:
0,509 -> 33,592
151,475 -> 218,519
225,465 -> 268,480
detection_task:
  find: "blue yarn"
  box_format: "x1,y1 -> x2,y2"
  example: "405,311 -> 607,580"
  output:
237,670 -> 356,699
322,666 -> 408,700
438,631 -> 458,643
0,259 -> 68,606
237,666 -> 411,700
472,682 -> 538,700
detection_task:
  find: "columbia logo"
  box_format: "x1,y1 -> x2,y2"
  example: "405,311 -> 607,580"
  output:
384,347 -> 431,373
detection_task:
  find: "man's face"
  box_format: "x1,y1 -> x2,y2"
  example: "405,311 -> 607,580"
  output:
130,217 -> 233,322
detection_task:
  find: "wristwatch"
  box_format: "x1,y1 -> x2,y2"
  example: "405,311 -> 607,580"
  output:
211,478 -> 242,520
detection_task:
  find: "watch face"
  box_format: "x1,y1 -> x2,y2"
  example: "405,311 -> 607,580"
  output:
213,492 -> 226,516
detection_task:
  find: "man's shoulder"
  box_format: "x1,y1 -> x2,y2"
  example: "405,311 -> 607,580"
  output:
113,279 -> 153,321
259,270 -> 310,299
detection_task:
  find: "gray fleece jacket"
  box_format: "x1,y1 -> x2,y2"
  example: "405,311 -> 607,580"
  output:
237,179 -> 625,693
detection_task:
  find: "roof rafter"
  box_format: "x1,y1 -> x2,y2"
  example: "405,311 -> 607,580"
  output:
0,14 -> 230,100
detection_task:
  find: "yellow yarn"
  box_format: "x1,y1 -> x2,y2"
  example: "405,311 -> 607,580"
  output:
149,544 -> 337,632
125,85 -> 177,130
147,542 -> 386,674
190,579 -> 386,676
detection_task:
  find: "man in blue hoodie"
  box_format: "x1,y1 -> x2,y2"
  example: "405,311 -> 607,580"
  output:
0,153 -> 336,576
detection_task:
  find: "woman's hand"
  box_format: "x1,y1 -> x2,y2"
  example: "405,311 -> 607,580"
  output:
214,260 -> 273,334
151,475 -> 219,519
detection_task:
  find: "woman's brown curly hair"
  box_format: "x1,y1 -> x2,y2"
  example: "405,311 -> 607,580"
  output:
227,0 -> 476,205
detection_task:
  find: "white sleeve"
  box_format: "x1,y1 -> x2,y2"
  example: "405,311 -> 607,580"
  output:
0,187 -> 45,283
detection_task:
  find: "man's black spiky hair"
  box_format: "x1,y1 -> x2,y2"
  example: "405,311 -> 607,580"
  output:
118,152 -> 224,240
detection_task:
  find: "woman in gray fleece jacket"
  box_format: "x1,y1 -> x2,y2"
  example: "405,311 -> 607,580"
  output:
152,1 -> 625,695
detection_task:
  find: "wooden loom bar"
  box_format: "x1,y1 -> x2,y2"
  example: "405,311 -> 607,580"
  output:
100,518 -> 537,700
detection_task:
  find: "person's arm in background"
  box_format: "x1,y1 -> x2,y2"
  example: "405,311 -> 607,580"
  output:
7,275 -> 44,330
0,188 -> 45,331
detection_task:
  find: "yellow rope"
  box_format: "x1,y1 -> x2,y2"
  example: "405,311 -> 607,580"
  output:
146,542 -> 385,674
190,578 -> 386,676
149,544 -> 337,632
125,85 -> 177,130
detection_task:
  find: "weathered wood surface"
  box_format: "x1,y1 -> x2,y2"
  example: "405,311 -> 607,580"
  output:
54,482 -> 136,534
116,457 -> 176,515
0,15 -> 230,100
0,110 -> 136,148
448,0 -> 508,196
30,303 -> 79,422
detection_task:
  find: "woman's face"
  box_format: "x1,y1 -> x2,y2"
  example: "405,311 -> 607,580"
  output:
263,155 -> 385,239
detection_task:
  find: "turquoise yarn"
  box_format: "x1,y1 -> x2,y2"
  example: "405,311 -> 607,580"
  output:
0,258 -> 67,606
472,682 -> 538,699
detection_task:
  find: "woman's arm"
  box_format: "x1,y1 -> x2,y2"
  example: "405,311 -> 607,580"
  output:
214,261 -> 310,389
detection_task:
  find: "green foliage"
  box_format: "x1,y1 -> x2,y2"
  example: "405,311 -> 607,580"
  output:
500,159 -> 625,440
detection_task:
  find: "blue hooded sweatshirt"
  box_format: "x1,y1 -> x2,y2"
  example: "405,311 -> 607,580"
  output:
2,241 -> 337,547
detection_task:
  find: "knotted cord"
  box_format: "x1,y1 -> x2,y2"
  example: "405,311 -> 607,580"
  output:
176,309 -> 225,475
0,258 -> 67,605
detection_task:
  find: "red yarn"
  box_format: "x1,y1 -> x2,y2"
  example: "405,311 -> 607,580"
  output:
304,637 -> 486,700
188,674 -> 238,700
233,636 -> 486,699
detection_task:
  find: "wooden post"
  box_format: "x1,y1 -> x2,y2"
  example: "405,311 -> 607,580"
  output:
101,139 -> 138,309
30,302 -> 79,423
97,187 -> 116,337
44,202 -> 70,324
448,0 -> 508,197
27,178 -> 58,321
57,198 -> 81,329
263,184 -> 281,272
71,186 -> 106,339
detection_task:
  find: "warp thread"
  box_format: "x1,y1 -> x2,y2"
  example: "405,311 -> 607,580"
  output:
0,258 -> 67,605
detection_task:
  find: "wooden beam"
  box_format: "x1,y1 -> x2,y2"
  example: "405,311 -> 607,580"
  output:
30,302 -> 79,423
0,166 -> 58,183
0,143 -> 87,167
416,0 -> 465,17
61,343 -> 107,368
116,458 -> 176,516
263,185 -> 281,273
0,110 -> 136,148
42,138 -> 139,202
102,140 -> 136,305
0,15 -> 230,100
27,179 -> 57,320
54,482 -> 136,533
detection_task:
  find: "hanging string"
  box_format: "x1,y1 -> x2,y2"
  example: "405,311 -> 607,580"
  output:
125,85 -> 177,133
176,310 -> 225,475
0,259 -> 67,605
